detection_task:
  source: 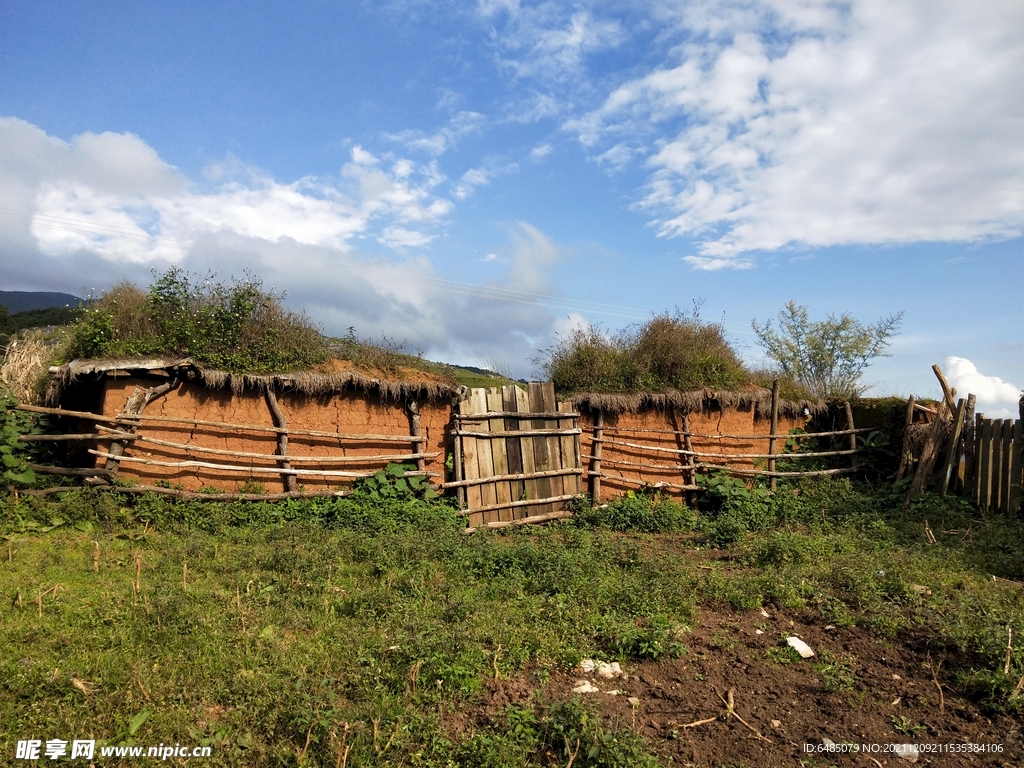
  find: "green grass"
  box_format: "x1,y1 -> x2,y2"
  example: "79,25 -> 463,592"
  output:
2,480 -> 1023,766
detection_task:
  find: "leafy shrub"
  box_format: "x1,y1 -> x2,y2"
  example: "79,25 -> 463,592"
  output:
63,268 -> 328,373
574,491 -> 695,533
540,308 -> 749,394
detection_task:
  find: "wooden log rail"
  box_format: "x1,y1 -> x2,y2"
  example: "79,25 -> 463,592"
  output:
455,493 -> 579,517
455,411 -> 578,420
453,428 -> 581,439
16,404 -> 419,442
442,467 -> 581,489
463,510 -> 574,533
594,437 -> 860,460
91,426 -> 440,464
86,449 -> 440,479
596,424 -> 875,440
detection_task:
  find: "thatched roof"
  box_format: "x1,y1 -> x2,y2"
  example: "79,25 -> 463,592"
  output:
568,388 -> 824,418
46,357 -> 462,404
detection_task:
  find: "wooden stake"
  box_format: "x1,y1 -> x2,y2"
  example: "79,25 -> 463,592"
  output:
92,541 -> 99,573
589,411 -> 604,504
769,380 -> 779,491
896,395 -> 916,481
406,400 -> 427,474
844,401 -> 858,472
932,364 -> 957,412
182,561 -> 188,591
1005,627 -> 1013,676
264,388 -> 297,493
940,398 -> 968,496
134,553 -> 142,594
681,413 -> 698,511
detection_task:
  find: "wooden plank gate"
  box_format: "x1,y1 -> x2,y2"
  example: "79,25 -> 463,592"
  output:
449,383 -> 583,531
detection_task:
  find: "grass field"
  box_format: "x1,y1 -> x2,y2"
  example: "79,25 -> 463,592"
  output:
2,480 -> 1022,766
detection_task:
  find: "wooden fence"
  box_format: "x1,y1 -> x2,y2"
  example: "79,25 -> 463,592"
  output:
16,382 -> 439,499
972,413 -> 1022,516
446,383 -> 582,532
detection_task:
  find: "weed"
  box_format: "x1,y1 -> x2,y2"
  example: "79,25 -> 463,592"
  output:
814,651 -> 858,692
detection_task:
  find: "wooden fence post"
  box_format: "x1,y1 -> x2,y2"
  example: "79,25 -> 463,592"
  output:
589,411 -> 603,504
768,380 -> 779,491
264,388 -> 296,493
940,398 -> 967,497
406,400 -> 427,474
896,395 -> 916,481
1012,397 -> 1024,517
844,401 -> 858,472
959,394 -> 976,494
977,416 -> 993,510
681,413 -> 698,510
906,397 -> 950,507
999,419 -> 1013,516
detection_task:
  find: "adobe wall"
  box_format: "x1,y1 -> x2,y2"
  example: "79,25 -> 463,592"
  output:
98,378 -> 451,492
578,406 -> 809,502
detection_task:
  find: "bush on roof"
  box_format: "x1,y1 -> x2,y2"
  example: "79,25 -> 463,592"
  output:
63,268 -> 328,373
539,309 -> 753,395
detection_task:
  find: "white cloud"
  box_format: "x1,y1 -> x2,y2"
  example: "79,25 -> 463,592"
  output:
480,4 -> 624,81
944,356 -> 1022,419
0,117 -> 587,378
530,143 -> 552,159
454,167 -> 493,199
0,119 -> 453,266
386,111 -> 485,156
682,254 -> 754,271
378,226 -> 436,248
563,0 -> 1024,264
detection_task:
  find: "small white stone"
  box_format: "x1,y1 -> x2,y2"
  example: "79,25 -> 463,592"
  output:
628,697 -> 641,706
760,608 -> 770,618
893,744 -> 919,762
770,720 -> 782,728
823,737 -> 836,748
755,629 -> 764,635
786,637 -> 815,658
606,689 -> 620,695
573,680 -> 600,694
597,661 -> 623,679
578,659 -> 597,673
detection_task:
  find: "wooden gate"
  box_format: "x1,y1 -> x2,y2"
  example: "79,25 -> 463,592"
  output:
449,383 -> 582,531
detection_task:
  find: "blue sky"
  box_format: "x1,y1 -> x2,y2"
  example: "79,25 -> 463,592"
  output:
1,1 -> 1021,415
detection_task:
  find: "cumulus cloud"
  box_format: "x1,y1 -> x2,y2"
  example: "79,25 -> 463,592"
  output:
560,0 -> 1024,266
0,117 -> 589,376
944,356 -> 1022,419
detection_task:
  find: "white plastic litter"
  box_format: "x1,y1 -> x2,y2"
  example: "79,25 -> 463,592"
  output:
786,636 -> 815,658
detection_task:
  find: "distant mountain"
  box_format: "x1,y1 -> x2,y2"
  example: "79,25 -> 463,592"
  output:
0,291 -> 83,313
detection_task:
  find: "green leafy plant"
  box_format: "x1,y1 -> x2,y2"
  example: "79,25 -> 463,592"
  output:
63,268 -> 328,373
355,462 -> 438,502
1,390 -> 44,487
752,300 -> 903,400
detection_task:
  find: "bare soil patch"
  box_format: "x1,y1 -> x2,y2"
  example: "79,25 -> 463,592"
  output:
466,608 -> 1022,766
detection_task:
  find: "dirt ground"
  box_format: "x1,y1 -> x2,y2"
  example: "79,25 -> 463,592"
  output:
466,608 -> 1023,767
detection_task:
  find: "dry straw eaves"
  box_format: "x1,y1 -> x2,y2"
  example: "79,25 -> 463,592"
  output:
45,357 -> 462,405
568,388 -> 824,418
